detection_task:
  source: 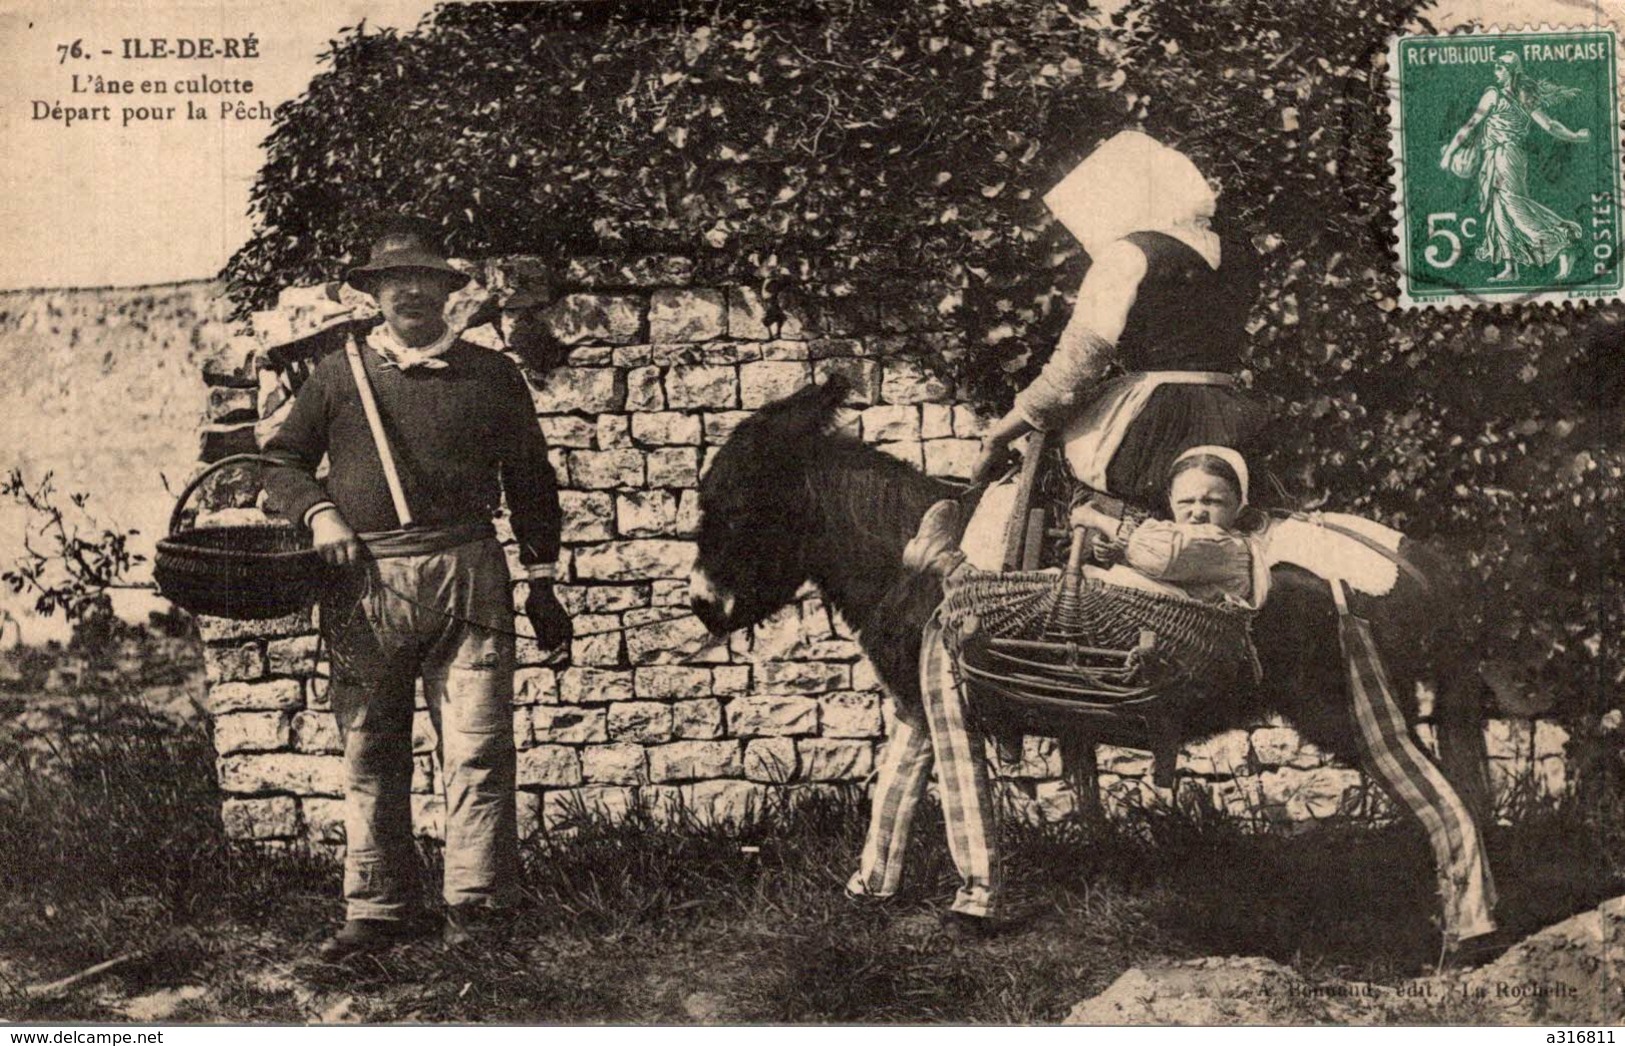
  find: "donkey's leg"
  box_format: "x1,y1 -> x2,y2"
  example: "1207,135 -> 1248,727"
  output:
1341,600 -> 1497,945
1434,668 -> 1494,828
1059,734 -> 1102,821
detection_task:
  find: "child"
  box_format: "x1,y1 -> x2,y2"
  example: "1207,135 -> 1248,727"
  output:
1069,445 -> 1269,608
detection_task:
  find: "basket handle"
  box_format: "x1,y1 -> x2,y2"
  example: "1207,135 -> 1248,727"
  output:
167,453 -> 291,537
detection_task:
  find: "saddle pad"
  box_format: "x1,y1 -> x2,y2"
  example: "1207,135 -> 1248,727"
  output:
959,475 -> 1019,571
1261,513 -> 1403,597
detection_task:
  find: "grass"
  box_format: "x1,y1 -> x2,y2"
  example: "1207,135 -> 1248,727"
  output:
1,686 -> 1623,1024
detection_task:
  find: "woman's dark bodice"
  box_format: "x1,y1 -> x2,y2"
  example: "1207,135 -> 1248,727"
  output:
1116,230 -> 1253,371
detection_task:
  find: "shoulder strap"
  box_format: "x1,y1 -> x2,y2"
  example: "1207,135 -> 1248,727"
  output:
344,330 -> 415,527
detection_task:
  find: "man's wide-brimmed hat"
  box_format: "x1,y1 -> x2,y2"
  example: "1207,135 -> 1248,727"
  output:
344,228 -> 472,294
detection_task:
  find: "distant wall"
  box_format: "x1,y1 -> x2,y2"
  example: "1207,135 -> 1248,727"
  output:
0,281 -> 233,641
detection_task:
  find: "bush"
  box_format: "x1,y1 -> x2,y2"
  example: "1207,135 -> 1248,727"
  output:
224,0 -> 1623,718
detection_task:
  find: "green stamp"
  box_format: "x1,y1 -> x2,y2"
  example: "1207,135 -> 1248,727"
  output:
1388,28 -> 1622,308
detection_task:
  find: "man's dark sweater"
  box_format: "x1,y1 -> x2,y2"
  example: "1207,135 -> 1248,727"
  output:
263,327 -> 561,566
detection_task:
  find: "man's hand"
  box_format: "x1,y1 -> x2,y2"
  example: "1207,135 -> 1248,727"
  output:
309,507 -> 363,567
525,582 -> 573,665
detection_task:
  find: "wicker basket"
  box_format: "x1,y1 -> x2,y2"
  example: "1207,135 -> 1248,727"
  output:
941,528 -> 1257,714
154,454 -> 332,620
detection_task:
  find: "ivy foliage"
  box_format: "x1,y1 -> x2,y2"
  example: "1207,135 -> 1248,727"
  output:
225,0 -> 1623,715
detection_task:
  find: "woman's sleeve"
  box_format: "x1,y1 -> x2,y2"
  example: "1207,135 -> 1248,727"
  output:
1118,519 -> 1252,589
1012,238 -> 1148,431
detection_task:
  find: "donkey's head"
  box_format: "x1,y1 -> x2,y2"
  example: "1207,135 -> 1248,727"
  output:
689,378 -> 849,635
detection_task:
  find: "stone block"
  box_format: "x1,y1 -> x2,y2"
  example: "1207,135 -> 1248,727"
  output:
567,346 -> 616,369
727,694 -> 819,737
567,449 -> 645,490
997,735 -> 1062,779
615,491 -> 679,537
1249,726 -> 1302,767
516,744 -> 582,788
758,661 -> 850,693
208,386 -> 257,424
207,678 -> 302,714
625,610 -> 727,665
529,366 -> 625,414
819,692 -> 884,738
923,438 -> 981,479
1534,719 -> 1570,760
1034,780 -> 1080,823
797,738 -> 874,782
744,738 -> 799,782
1485,718 -> 1533,760
761,339 -> 810,360
581,744 -> 648,785
203,643 -> 266,684
625,365 -> 666,412
513,667 -> 558,705
875,441 -> 924,470
920,404 -> 953,440
289,710 -> 341,754
574,539 -> 694,581
634,666 -> 712,699
652,579 -> 690,607
631,411 -> 703,446
531,706 -> 609,744
812,358 -> 881,405
701,411 -> 753,444
195,611 -> 312,644
1259,767 -> 1366,820
201,334 -> 260,387
1098,745 -> 1153,777
608,701 -> 675,743
738,361 -> 812,409
665,365 -> 738,410
653,780 -> 769,828
676,491 -> 702,537
647,448 -> 700,488
566,255 -> 693,288
881,359 -> 953,405
218,753 -> 343,797
543,293 -> 644,346
728,286 -> 809,340
539,415 -> 597,449
652,341 -> 751,367
1536,756 -> 1568,799
222,796 -> 300,840
952,404 -> 989,438
673,699 -> 724,739
1180,730 -> 1254,776
713,665 -> 751,694
571,631 -> 625,666
560,667 -> 635,704
650,288 -> 727,343
299,797 -> 346,844
214,712 -> 291,755
861,404 -> 921,443
559,491 -> 615,543
265,635 -> 319,678
595,414 -> 633,449
544,785 -> 639,830
648,740 -> 743,783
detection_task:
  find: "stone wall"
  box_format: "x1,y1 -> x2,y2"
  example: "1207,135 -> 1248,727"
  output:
193,254 -> 1573,845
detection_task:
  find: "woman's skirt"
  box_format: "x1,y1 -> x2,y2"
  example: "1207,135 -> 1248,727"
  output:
1061,371 -> 1267,509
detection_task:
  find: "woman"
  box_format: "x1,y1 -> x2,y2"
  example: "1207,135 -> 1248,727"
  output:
1440,52 -> 1591,283
971,130 -> 1265,510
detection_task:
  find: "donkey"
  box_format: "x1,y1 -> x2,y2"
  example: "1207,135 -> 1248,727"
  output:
688,378 -> 1494,822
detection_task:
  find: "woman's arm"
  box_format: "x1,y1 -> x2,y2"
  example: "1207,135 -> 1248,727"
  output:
1117,520 -> 1253,592
1530,109 -> 1591,143
1441,87 -> 1499,168
969,239 -> 1148,483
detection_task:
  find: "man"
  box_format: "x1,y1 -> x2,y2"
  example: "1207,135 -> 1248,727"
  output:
264,218 -> 572,959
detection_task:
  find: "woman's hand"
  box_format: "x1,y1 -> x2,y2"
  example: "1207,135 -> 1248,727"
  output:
969,435 -> 1014,486
1439,140 -> 1457,170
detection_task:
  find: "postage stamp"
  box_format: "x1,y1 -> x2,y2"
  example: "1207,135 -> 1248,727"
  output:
1387,27 -> 1623,308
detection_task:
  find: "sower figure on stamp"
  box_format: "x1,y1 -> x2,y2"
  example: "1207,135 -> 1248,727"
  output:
264,218 -> 573,959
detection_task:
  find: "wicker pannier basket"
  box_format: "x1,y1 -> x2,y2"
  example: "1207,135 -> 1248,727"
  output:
154,454 -> 333,620
941,527 -> 1258,729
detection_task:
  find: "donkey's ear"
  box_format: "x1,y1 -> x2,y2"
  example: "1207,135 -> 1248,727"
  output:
775,376 -> 849,435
